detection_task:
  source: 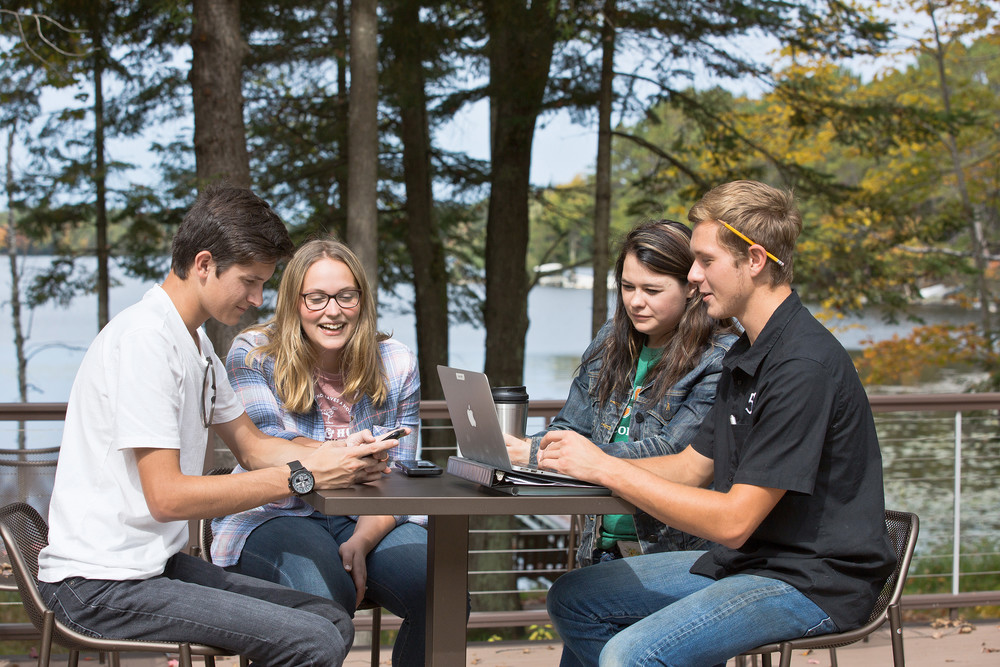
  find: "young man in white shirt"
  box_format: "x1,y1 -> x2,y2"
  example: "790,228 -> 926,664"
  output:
38,185 -> 399,666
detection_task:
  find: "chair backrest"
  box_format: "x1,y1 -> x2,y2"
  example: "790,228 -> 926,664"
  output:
0,501 -> 57,634
0,447 -> 60,520
865,510 -> 919,623
198,467 -> 235,563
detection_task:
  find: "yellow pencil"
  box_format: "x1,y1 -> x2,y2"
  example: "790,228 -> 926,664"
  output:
719,220 -> 785,267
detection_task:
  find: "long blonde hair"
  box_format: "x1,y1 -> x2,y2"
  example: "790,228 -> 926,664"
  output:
246,239 -> 389,413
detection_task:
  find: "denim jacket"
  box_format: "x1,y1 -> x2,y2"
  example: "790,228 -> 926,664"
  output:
529,322 -> 736,566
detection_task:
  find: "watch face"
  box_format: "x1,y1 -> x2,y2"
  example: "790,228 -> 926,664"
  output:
290,469 -> 314,494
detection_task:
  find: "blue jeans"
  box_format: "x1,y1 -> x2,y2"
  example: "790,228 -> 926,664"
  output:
230,513 -> 427,667
547,551 -> 836,667
38,552 -> 353,666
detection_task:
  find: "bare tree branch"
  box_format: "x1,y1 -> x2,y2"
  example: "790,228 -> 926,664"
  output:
899,245 -> 1000,262
611,129 -> 711,191
0,9 -> 89,69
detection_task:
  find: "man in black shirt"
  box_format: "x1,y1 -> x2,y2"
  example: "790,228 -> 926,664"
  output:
541,180 -> 895,667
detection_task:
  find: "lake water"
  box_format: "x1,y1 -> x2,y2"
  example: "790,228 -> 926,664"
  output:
2,257 -> 995,555
0,256 -> 982,404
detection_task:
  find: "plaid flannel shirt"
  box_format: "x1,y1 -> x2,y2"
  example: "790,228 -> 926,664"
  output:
210,329 -> 421,567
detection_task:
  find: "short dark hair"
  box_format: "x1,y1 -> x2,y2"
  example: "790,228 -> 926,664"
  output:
171,184 -> 295,278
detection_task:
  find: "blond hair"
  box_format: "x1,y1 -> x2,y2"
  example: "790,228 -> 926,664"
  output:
246,239 -> 389,413
688,180 -> 801,286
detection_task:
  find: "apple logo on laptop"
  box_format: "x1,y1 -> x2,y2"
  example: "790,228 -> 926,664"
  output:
466,405 -> 477,428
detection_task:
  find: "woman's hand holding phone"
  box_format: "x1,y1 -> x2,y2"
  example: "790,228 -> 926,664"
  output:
378,427 -> 408,442
342,427 -> 409,462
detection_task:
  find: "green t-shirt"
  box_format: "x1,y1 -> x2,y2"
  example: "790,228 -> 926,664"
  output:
598,345 -> 661,550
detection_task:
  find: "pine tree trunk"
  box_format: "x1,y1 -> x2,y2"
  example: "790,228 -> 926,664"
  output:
478,0 -> 560,616
385,0 -> 451,422
191,0 -> 254,472
347,0 -> 380,284
6,128 -> 28,449
926,5 -> 992,341
482,0 -> 559,387
88,13 -> 110,331
191,0 -> 251,190
591,0 -> 615,337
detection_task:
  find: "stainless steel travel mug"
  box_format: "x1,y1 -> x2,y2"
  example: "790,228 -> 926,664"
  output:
491,386 -> 529,439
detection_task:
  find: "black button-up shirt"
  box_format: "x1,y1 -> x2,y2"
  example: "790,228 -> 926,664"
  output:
690,292 -> 896,630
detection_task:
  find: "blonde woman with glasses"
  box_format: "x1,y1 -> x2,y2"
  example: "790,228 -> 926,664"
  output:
212,239 -> 427,667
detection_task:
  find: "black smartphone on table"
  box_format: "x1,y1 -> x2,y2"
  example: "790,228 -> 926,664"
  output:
394,459 -> 443,477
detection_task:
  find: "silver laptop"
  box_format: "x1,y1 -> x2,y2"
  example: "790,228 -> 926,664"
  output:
437,365 -> 586,482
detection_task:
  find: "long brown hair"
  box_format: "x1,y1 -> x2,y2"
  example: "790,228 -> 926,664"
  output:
589,220 -> 728,406
245,239 -> 389,413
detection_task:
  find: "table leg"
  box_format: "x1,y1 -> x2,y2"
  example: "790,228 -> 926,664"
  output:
425,514 -> 469,667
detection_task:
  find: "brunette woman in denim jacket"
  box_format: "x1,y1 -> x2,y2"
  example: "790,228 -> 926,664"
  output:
507,220 -> 737,565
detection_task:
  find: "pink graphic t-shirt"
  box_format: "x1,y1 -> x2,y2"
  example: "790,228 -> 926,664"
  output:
314,369 -> 354,440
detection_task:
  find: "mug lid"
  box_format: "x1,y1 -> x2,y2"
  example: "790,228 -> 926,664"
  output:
491,385 -> 528,403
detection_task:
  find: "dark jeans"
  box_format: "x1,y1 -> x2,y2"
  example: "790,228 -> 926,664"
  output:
39,552 -> 354,666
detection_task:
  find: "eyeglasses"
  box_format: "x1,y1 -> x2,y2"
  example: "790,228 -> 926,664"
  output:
301,290 -> 362,311
719,221 -> 785,267
201,357 -> 216,427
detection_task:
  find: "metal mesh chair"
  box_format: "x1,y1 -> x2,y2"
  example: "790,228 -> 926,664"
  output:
0,446 -> 59,523
2,531 -> 39,642
0,447 -> 61,643
736,509 -> 919,667
0,445 -> 60,639
0,501 -> 242,667
198,466 -> 383,667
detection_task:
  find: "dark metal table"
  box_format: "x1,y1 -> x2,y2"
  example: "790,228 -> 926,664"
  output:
304,471 -> 632,667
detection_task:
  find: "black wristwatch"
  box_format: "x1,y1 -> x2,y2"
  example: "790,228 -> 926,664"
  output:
287,460 -> 315,496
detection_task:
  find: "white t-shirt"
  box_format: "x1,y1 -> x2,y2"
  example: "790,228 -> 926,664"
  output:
38,286 -> 243,582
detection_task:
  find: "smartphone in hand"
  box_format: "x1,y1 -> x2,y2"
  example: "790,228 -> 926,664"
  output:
394,459 -> 443,477
379,427 -> 407,441
367,428 -> 405,463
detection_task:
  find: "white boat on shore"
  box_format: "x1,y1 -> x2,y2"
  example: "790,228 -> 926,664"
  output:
534,264 -> 615,289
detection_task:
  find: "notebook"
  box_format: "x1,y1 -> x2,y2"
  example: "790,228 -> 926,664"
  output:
436,365 -> 605,487
446,455 -> 611,496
